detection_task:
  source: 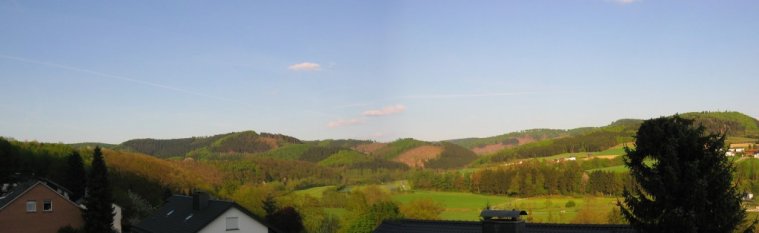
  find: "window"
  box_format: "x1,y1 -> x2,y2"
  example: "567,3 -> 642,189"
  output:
225,217 -> 239,231
43,200 -> 52,212
26,201 -> 36,212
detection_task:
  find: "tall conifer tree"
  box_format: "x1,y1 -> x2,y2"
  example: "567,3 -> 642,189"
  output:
620,116 -> 744,233
82,147 -> 115,233
64,151 -> 86,201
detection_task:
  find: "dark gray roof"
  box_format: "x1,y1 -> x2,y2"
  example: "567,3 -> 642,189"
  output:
0,178 -> 78,210
374,219 -> 637,233
0,180 -> 38,209
133,195 -> 279,233
481,210 -> 528,219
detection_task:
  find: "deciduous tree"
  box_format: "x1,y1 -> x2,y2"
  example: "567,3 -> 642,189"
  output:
400,199 -> 444,220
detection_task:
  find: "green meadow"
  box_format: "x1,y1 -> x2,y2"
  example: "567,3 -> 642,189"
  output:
392,191 -> 617,222
295,186 -> 618,223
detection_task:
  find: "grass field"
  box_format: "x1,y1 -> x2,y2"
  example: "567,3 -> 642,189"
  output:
293,185 -> 337,198
392,191 -> 617,222
294,186 -> 619,223
538,145 -> 629,161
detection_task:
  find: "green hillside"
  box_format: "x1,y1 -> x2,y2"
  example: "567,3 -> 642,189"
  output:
447,129 -> 571,149
118,133 -> 228,158
372,138 -> 427,159
479,112 -> 758,164
425,142 -> 479,169
681,111 -> 759,137
67,142 -> 118,149
318,150 -> 371,167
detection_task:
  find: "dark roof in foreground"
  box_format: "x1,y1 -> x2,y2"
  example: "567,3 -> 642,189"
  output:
0,180 -> 38,209
0,178 -> 79,210
374,219 -> 637,233
133,195 -> 276,233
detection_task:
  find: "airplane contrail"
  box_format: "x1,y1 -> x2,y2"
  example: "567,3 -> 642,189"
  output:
0,54 -> 236,103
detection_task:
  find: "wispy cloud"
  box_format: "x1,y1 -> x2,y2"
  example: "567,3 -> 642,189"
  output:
612,0 -> 639,5
288,62 -> 321,71
362,104 -> 406,117
401,91 -> 543,99
332,103 -> 371,110
327,118 -> 364,128
0,54 -> 237,103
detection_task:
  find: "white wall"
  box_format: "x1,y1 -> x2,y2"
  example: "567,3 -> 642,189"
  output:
113,204 -> 122,233
198,207 -> 268,233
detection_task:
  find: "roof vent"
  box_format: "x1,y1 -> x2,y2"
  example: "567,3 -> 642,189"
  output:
480,210 -> 528,233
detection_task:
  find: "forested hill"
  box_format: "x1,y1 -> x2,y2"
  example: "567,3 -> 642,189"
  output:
681,111 -> 759,137
117,131 -> 300,159
106,111 -> 758,166
476,111 -> 759,163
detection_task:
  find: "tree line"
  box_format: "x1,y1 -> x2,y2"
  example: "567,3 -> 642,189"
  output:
411,161 -> 629,197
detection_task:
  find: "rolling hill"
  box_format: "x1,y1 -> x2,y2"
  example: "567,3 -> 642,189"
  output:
118,131 -> 300,159
473,112 -> 758,164
102,111 -> 759,169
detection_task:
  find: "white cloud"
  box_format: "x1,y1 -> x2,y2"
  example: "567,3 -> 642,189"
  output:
327,118 -> 364,128
362,104 -> 406,117
288,62 -> 321,71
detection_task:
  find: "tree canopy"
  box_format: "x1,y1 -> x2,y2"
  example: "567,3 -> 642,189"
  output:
620,115 -> 744,233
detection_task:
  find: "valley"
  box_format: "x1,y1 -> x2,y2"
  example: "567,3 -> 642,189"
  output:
2,111 -> 759,232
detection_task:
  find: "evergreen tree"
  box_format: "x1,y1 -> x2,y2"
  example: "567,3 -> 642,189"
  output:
0,138 -> 17,183
620,116 -> 745,233
64,151 -> 86,201
266,206 -> 304,233
82,147 -> 115,233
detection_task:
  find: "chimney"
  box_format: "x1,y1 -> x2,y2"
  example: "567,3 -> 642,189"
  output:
192,191 -> 209,211
480,210 -> 527,233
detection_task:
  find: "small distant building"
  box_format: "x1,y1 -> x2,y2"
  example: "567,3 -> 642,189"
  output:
730,143 -> 755,153
747,149 -> 759,158
0,180 -> 84,233
133,192 -> 280,233
743,192 -> 754,201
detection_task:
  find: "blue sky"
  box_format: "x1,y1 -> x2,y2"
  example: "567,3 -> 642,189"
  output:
1,0 -> 758,144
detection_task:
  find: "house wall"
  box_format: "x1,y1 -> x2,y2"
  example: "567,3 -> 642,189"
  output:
0,184 -> 84,233
198,207 -> 268,233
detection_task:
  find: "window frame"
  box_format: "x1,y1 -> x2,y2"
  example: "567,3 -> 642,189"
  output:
225,216 -> 239,231
26,200 -> 36,212
43,199 -> 53,212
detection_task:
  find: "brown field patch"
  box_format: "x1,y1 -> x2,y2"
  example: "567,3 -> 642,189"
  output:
393,145 -> 444,168
259,137 -> 280,149
583,155 -> 620,160
354,142 -> 387,155
472,143 -> 508,155
472,136 -> 542,155
516,136 -> 537,144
